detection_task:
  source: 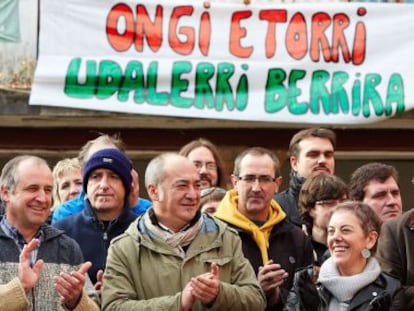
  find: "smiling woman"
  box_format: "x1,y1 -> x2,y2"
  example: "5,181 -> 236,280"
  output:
284,201 -> 402,311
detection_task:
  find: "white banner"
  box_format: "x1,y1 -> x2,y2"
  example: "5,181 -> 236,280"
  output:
30,0 -> 414,124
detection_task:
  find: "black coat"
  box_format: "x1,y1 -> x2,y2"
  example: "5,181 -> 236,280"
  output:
224,218 -> 313,311
274,175 -> 305,227
284,265 -> 401,311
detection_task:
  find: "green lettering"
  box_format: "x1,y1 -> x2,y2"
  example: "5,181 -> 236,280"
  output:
64,58 -> 96,98
171,61 -> 193,108
147,61 -> 169,105
310,70 -> 329,114
216,63 -> 236,111
331,72 -> 349,114
118,61 -> 145,103
264,68 -> 287,113
363,74 -> 383,117
385,74 -> 405,115
194,62 -> 215,109
351,73 -> 362,116
288,70 -> 306,114
96,60 -> 122,99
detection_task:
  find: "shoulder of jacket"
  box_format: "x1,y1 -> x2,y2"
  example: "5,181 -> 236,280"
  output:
213,217 -> 239,236
110,232 -> 132,245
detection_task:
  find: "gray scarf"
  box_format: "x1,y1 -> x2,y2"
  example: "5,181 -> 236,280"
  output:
143,211 -> 203,257
318,257 -> 381,309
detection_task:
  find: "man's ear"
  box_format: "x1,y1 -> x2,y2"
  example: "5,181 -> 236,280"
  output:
147,184 -> 159,201
230,174 -> 238,190
274,176 -> 283,194
0,185 -> 9,203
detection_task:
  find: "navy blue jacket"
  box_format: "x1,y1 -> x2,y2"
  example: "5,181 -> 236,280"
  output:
275,175 -> 305,227
53,200 -> 137,284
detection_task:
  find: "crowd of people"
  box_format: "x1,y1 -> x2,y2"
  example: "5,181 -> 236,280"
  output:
0,128 -> 412,310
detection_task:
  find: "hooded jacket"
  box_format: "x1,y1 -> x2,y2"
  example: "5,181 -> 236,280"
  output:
215,190 -> 313,311
101,211 -> 266,311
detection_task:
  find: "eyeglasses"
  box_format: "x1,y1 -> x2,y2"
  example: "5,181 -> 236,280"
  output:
200,187 -> 227,198
315,199 -> 340,208
193,161 -> 217,171
237,175 -> 276,185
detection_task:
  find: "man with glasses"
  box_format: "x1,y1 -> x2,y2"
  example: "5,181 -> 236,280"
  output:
179,138 -> 228,189
215,147 -> 313,311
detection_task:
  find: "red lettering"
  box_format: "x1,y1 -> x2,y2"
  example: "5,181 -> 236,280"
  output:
230,11 -> 253,58
106,4 -> 135,52
135,5 -> 163,52
331,13 -> 350,63
199,11 -> 211,56
259,10 -> 287,59
169,6 -> 195,55
311,12 -> 331,62
286,13 -> 307,60
352,8 -> 367,65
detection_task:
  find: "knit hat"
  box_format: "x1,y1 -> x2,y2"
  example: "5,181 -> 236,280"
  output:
83,148 -> 132,196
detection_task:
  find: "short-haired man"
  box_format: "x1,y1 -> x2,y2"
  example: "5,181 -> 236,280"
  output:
349,162 -> 402,223
275,128 -> 336,226
215,147 -> 313,311
102,153 -> 265,310
0,155 -> 98,310
54,148 -> 138,285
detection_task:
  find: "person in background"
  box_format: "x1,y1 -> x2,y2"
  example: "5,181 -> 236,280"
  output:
349,162 -> 402,223
52,157 -> 82,209
284,201 -> 401,311
53,149 -> 138,286
299,174 -> 348,267
52,133 -> 151,224
179,138 -> 228,189
0,155 -> 98,310
101,153 -> 265,311
377,208 -> 414,309
199,187 -> 226,215
275,128 -> 336,226
215,147 -> 313,311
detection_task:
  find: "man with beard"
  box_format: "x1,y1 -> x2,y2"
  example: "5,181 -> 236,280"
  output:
275,128 -> 336,226
215,147 -> 313,311
179,138 -> 228,189
101,153 -> 265,310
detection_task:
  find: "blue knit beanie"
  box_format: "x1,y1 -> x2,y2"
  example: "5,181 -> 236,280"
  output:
83,148 -> 132,196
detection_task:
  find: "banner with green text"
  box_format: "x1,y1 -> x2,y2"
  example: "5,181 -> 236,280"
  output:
30,0 -> 414,124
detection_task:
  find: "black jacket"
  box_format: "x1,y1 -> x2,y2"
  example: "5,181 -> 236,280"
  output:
223,218 -> 313,311
284,265 -> 401,311
275,175 -> 305,227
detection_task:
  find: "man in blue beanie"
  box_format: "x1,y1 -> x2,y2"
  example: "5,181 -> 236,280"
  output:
54,148 -> 138,287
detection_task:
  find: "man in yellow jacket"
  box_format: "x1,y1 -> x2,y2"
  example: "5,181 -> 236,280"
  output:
215,147 -> 313,311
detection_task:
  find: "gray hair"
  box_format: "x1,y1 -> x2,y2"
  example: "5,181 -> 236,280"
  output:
1,155 -> 50,193
145,153 -> 179,187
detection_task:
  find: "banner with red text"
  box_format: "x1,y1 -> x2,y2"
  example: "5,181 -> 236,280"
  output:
30,0 -> 414,124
